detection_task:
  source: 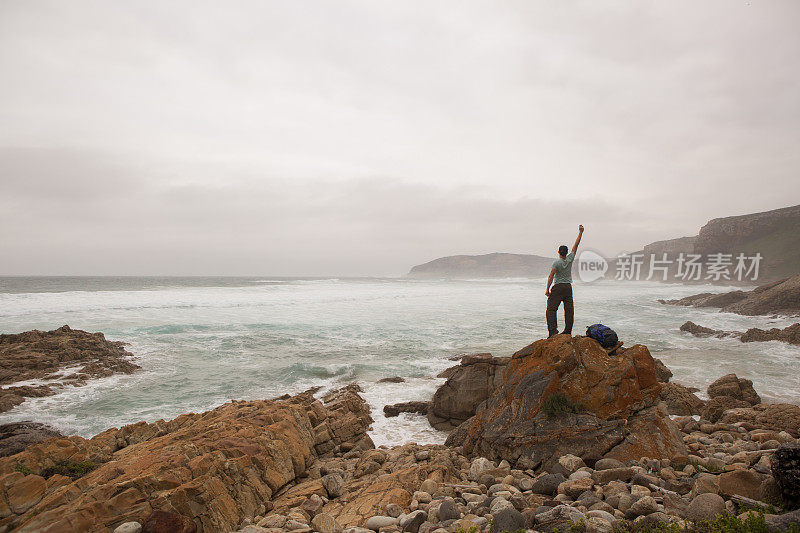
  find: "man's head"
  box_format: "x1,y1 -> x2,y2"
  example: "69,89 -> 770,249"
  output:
558,245 -> 568,258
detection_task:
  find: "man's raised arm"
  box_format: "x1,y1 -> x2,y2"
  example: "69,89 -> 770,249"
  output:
571,225 -> 585,254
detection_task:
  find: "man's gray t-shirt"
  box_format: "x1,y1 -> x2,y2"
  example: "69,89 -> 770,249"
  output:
552,251 -> 575,284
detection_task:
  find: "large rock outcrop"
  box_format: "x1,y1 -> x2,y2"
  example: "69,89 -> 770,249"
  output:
445,335 -> 686,471
662,274 -> 800,316
0,384 -> 373,532
0,325 -> 140,413
427,353 -> 509,430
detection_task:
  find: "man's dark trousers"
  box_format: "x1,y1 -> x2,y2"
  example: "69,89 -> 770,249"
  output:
547,283 -> 573,337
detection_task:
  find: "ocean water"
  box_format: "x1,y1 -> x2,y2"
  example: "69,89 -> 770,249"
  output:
0,276 -> 798,446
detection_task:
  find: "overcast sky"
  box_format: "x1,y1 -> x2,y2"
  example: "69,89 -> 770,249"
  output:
1,1 -> 798,276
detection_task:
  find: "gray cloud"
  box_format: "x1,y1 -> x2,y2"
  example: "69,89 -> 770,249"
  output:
1,1 -> 798,275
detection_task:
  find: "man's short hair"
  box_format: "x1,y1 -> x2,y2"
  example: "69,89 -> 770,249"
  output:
558,245 -> 568,257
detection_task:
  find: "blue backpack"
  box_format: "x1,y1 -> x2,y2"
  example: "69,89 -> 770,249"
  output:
586,324 -> 619,349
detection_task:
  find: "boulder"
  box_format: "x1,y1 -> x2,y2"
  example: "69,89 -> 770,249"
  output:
707,374 -> 761,405
311,513 -> 341,533
626,496 -> 658,518
717,469 -> 765,500
594,458 -> 624,471
364,516 -> 398,531
558,454 -> 586,474
398,510 -> 427,533
446,336 -> 685,470
323,473 -> 345,499
592,467 -> 634,484
427,354 -> 509,430
534,504 -> 586,533
766,510 -> 800,532
491,507 -> 526,533
114,522 -> 143,533
772,442 -> 800,507
685,493 -> 725,522
558,477 -> 594,499
469,457 -> 493,479
584,516 -> 613,533
437,498 -> 459,521
703,396 -> 752,423
531,473 -> 565,496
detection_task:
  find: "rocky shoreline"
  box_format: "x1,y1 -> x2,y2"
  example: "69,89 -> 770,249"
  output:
0,334 -> 798,532
0,325 -> 140,413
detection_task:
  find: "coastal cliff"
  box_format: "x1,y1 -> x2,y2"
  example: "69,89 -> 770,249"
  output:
628,204 -> 800,283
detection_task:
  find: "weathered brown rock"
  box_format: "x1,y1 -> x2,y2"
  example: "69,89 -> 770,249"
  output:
707,374 -> 761,405
653,358 -> 673,383
717,469 -> 766,500
426,353 -> 509,430
0,325 -> 140,412
0,384 -> 373,532
662,273 -> 800,316
659,382 -> 705,416
741,323 -> 800,345
703,396 -> 752,423
679,321 -> 737,338
720,403 -> 800,437
445,335 -> 685,470
723,274 -> 800,316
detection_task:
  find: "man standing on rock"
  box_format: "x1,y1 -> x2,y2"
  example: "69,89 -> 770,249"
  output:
545,225 -> 584,337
